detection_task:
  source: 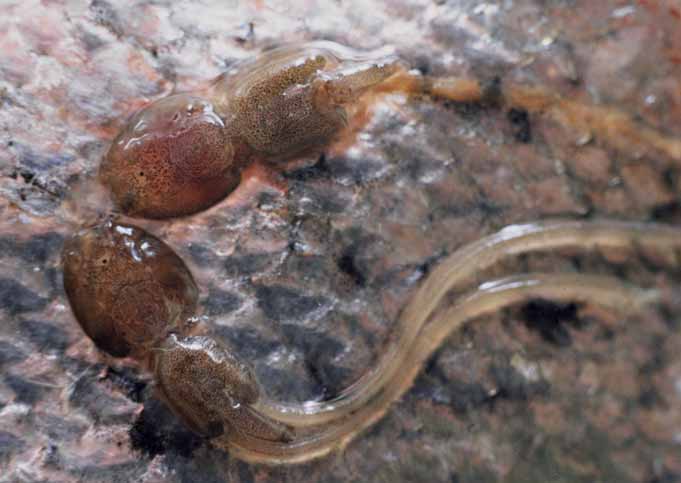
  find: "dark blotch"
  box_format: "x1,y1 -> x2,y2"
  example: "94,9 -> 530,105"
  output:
280,324 -> 350,398
103,366 -> 148,403
0,431 -> 25,465
237,461 -> 255,483
639,386 -> 666,409
0,232 -> 65,264
212,326 -> 279,360
68,370 -> 136,424
223,253 -> 273,277
649,471 -> 681,483
0,279 -> 48,315
507,108 -> 532,143
129,399 -> 203,458
5,374 -> 49,404
284,153 -> 332,181
71,462 -> 147,482
255,284 -> 329,321
414,359 -> 489,412
187,243 -> 218,267
418,377 -> 489,413
337,245 -> 366,287
22,232 -> 65,264
37,413 -> 88,442
43,266 -> 63,297
203,288 -> 242,316
521,299 -> 581,347
20,319 -> 69,353
90,0 -> 124,36
651,201 -> 681,224
0,341 -> 27,368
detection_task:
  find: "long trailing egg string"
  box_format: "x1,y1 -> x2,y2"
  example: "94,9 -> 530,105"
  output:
255,220 -> 681,427
221,271 -> 661,464
376,72 -> 681,163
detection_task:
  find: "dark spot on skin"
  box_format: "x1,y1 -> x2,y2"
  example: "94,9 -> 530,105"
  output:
333,229 -> 381,284
445,99 -> 485,119
129,399 -> 203,458
0,278 -> 49,315
102,366 -> 148,403
255,284 -> 330,321
413,357 -> 489,411
36,413 -> 88,442
648,470 -> 681,483
305,360 -> 353,401
256,365 -> 324,403
638,386 -> 666,409
0,431 -> 25,465
80,31 -> 106,52
129,408 -> 165,457
19,319 -> 70,353
68,369 -> 137,424
0,232 -> 64,265
656,304 -> 680,331
41,443 -> 60,467
223,253 -> 274,278
187,244 -> 218,267
507,108 -> 532,143
650,200 -> 681,223
43,266 -> 63,297
90,0 -> 124,37
412,55 -> 431,75
337,246 -> 366,287
640,342 -> 666,374
0,341 -> 27,368
280,324 -> 351,399
20,170 -> 34,183
172,463 -> 226,483
237,461 -> 255,483
203,288 -> 242,316
17,147 -> 73,170
70,462 -> 147,482
5,374 -> 49,404
520,299 -> 581,347
282,254 -> 335,288
413,373 -> 489,413
283,153 -> 332,181
328,155 -> 387,186
211,326 -> 279,360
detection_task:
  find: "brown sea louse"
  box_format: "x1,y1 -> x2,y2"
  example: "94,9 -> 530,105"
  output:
62,219 -> 198,358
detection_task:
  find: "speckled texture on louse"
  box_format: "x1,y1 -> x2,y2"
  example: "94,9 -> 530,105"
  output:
1,0 -> 681,482
154,335 -> 255,437
223,53 -> 337,157
101,95 -> 244,219
62,220 -> 198,358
